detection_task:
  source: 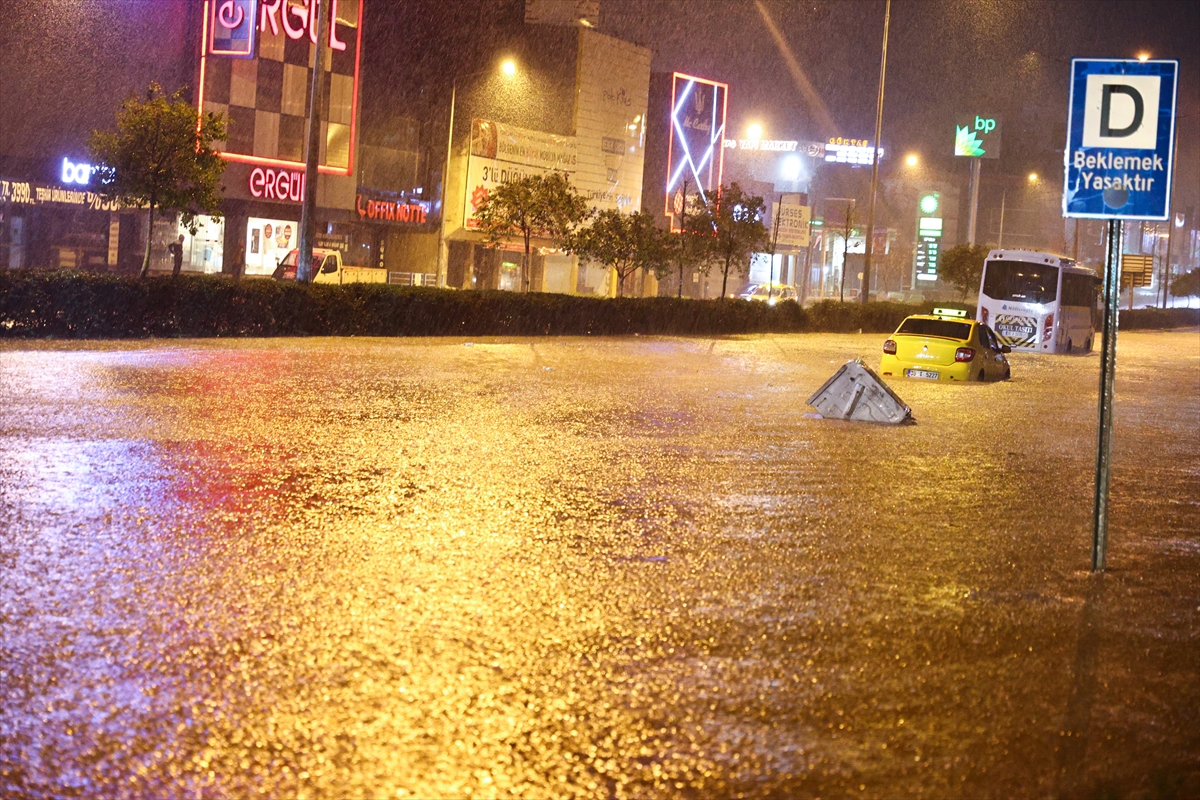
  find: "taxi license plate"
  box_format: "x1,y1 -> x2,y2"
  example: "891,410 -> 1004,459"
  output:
906,368 -> 939,380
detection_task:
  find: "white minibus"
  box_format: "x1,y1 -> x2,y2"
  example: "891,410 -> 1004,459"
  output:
976,249 -> 1101,354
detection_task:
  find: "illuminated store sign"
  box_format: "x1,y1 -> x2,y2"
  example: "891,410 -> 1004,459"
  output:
728,139 -> 798,152
824,137 -> 882,165
2,176 -> 127,210
356,194 -> 430,225
198,0 -> 363,177
258,0 -> 348,50
61,157 -> 95,186
953,114 -> 1002,159
918,216 -> 943,237
248,166 -> 305,201
665,72 -> 727,224
209,0 -> 258,57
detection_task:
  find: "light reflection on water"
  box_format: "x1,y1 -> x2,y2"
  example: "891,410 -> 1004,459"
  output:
0,334 -> 1197,798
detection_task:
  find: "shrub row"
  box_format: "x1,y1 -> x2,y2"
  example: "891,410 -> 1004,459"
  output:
0,271 -> 1193,339
1116,307 -> 1200,330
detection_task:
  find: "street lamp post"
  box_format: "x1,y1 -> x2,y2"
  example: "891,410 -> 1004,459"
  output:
436,60 -> 518,289
861,0 -> 891,303
296,1 -> 330,283
436,78 -> 460,288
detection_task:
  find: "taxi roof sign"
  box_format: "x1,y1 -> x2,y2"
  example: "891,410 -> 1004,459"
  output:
933,308 -> 968,318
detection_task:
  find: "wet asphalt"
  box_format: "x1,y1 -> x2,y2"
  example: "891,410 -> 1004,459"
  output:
1,332 -> 1197,799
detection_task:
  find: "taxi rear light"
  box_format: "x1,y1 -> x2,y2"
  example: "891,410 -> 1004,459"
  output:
883,339 -> 897,355
955,347 -> 975,362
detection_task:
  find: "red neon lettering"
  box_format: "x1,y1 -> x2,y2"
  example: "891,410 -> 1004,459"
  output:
260,0 -> 281,35
217,0 -> 244,28
282,0 -> 308,39
329,0 -> 346,50
250,168 -> 309,201
249,167 -> 266,197
309,0 -> 318,44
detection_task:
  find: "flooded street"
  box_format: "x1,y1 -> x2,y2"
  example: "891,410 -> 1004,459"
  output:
1,332 -> 1197,799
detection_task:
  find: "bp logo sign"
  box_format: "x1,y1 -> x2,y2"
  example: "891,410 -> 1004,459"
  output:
954,114 -> 1002,159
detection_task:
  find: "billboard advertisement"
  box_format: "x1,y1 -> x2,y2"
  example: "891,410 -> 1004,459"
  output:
463,119 -> 577,230
665,73 -> 728,225
773,197 -> 811,249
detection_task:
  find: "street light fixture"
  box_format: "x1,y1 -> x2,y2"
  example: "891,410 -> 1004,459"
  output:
1028,172 -> 1039,183
437,59 -> 520,287
905,154 -> 918,167
746,123 -> 763,141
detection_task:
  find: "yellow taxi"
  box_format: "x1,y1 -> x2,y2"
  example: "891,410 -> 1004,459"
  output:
880,308 -> 1012,382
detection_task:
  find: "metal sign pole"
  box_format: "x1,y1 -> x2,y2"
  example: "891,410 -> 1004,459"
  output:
297,0 -> 330,283
1091,218 -> 1123,572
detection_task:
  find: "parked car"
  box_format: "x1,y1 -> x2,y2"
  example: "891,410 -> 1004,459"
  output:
880,308 -> 1011,382
737,283 -> 799,304
271,248 -> 388,284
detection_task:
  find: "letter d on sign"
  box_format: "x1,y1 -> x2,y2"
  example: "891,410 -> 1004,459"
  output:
1083,74 -> 1160,150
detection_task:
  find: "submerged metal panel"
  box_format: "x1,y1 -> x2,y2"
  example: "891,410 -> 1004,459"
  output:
807,359 -> 914,425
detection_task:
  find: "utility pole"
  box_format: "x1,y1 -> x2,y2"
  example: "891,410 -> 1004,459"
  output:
997,190 -> 1006,249
436,78 -> 458,288
861,0 -> 891,304
297,0 -> 329,283
767,194 -> 785,301
967,158 -> 981,246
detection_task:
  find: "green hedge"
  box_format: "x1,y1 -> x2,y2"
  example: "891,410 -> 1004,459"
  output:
1117,307 -> 1200,330
0,271 -> 1194,339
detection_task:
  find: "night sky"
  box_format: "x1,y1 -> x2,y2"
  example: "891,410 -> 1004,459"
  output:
363,0 -> 1199,217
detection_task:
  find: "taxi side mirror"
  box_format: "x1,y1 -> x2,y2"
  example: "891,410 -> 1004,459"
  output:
1001,344 -> 1011,354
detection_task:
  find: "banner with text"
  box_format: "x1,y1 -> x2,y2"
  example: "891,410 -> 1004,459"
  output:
464,119 -> 577,230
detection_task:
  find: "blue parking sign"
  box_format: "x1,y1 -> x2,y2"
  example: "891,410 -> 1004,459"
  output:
1063,59 -> 1178,221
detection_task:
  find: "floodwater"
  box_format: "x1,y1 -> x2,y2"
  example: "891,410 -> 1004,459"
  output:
1,332 -> 1197,799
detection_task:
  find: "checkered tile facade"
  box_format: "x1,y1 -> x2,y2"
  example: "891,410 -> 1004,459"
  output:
202,4 -> 359,171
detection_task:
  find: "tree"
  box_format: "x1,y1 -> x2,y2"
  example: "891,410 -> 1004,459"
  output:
875,235 -> 913,297
1170,267 -> 1200,306
569,209 -> 671,297
709,183 -> 767,298
939,244 -> 992,299
669,180 -> 716,298
89,83 -> 226,278
829,200 -> 857,302
474,171 -> 589,292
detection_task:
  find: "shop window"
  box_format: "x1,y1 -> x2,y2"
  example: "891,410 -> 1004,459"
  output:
245,216 -> 298,275
281,63 -> 308,117
323,122 -> 350,169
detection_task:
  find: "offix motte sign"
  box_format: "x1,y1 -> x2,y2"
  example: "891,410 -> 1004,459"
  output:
953,114 -> 1002,159
1063,59 -> 1178,221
